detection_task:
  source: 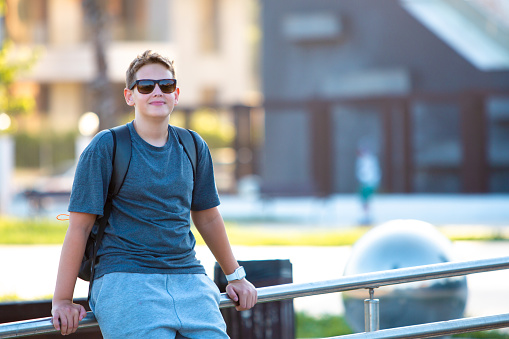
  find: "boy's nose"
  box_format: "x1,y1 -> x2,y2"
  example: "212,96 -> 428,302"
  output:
152,84 -> 164,95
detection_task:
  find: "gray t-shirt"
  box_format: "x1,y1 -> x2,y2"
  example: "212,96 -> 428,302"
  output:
69,122 -> 220,279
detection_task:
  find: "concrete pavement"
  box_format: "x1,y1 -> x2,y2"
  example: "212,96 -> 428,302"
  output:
9,192 -> 509,227
218,194 -> 509,227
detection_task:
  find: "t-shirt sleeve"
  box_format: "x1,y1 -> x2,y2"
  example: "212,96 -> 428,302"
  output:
68,130 -> 114,217
189,131 -> 221,211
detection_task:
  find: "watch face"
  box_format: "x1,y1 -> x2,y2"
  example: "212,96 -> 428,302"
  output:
237,267 -> 246,279
227,266 -> 245,281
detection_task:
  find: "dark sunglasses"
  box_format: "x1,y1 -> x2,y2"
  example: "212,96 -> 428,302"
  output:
129,79 -> 177,94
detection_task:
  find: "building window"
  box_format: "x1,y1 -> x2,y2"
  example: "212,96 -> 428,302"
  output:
200,0 -> 220,53
412,101 -> 462,193
5,0 -> 48,44
108,0 -> 168,41
201,86 -> 219,106
36,84 -> 50,115
487,97 -> 509,192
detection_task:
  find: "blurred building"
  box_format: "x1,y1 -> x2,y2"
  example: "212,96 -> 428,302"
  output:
260,0 -> 509,195
5,0 -> 509,196
3,0 -> 260,193
4,0 -> 259,131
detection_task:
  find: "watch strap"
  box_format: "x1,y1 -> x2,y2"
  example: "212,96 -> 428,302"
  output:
226,266 -> 246,282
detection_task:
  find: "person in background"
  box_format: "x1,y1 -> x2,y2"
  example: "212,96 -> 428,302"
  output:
356,145 -> 381,225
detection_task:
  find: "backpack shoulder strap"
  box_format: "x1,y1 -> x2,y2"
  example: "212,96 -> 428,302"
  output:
87,124 -> 131,289
108,124 -> 132,196
172,125 -> 197,179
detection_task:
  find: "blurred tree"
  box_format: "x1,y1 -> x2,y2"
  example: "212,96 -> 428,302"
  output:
0,41 -> 37,118
0,0 -> 4,45
190,108 -> 235,148
82,0 -> 117,130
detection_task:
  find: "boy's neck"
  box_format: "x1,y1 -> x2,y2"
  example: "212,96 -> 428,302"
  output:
132,118 -> 169,147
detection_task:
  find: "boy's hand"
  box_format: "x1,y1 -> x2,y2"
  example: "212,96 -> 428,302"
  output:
51,299 -> 87,335
226,278 -> 258,311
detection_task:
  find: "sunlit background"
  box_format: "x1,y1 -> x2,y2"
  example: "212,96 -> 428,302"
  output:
0,0 -> 509,337
0,0 -> 508,207
0,0 -> 261,199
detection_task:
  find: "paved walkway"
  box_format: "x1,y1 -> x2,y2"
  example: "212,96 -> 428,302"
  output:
1,242 -> 507,319
9,193 -> 509,227
218,194 -> 509,227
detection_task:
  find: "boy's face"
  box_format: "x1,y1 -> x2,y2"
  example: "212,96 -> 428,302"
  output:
124,63 -> 180,121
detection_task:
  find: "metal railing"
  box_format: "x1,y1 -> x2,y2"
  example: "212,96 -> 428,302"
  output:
330,313 -> 509,338
1,255 -> 509,338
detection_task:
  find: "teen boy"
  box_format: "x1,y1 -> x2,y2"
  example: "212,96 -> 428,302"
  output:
51,50 -> 257,338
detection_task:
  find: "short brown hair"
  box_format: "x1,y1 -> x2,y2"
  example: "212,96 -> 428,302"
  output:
125,50 -> 176,89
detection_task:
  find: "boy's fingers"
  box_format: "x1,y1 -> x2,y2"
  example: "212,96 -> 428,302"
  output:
246,296 -> 254,309
240,295 -> 248,309
51,303 -> 84,335
71,315 -> 79,333
226,285 -> 239,302
70,307 -> 82,333
52,314 -> 60,331
59,316 -> 68,335
79,306 -> 87,321
227,280 -> 258,311
234,294 -> 247,311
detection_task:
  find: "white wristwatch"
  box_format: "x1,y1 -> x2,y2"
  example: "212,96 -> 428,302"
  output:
226,266 -> 246,282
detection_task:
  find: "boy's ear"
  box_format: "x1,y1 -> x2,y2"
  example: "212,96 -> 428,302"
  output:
124,88 -> 135,106
174,88 -> 180,105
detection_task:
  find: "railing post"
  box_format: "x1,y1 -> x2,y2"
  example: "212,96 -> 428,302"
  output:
364,288 -> 380,332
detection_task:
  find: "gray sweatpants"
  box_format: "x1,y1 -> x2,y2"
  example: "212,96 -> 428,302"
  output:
89,272 -> 229,338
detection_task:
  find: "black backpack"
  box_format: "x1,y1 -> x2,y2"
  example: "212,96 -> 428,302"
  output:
78,124 -> 198,285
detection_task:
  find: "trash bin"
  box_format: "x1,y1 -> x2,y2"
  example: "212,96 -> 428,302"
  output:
214,259 -> 294,339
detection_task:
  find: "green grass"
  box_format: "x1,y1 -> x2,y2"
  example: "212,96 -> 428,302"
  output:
294,312 -> 509,338
1,217 -> 508,246
0,293 -> 24,303
203,224 -> 371,247
0,217 -> 371,246
296,312 -> 353,337
453,331 -> 509,338
0,217 -> 67,244
0,293 -> 53,303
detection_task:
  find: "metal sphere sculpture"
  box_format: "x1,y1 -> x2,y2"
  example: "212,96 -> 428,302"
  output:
342,219 -> 468,332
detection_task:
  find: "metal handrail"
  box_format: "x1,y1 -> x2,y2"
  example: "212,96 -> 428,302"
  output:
1,255 -> 508,338
329,313 -> 509,339
220,255 -> 509,307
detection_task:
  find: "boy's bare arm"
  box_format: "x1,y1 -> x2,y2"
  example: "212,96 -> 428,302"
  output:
51,211 -> 96,335
191,207 -> 258,311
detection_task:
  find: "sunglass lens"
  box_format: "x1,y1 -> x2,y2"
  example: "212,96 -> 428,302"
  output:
137,80 -> 156,94
159,80 -> 176,93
